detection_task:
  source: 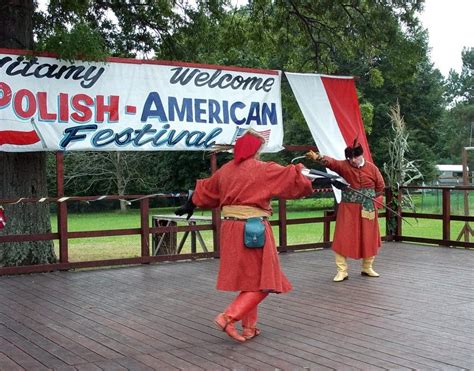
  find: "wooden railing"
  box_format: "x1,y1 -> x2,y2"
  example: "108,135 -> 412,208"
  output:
390,185 -> 474,248
0,193 -> 336,275
0,185 -> 472,275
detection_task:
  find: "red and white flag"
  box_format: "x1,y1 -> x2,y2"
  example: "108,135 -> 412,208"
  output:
286,73 -> 372,163
0,119 -> 45,151
0,129 -> 41,146
286,73 -> 372,201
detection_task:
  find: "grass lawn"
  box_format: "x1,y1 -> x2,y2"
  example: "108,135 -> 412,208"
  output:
51,194 -> 472,262
407,190 -> 473,215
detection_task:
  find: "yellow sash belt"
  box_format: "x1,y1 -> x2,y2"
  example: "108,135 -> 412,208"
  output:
222,205 -> 271,219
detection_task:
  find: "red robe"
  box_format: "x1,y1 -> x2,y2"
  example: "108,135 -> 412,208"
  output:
324,157 -> 385,259
192,159 -> 313,293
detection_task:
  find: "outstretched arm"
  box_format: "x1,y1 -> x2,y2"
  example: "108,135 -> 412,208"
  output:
265,162 -> 313,199
306,150 -> 326,164
306,151 -> 346,174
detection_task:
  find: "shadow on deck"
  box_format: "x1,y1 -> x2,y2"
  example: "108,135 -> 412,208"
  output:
0,242 -> 473,370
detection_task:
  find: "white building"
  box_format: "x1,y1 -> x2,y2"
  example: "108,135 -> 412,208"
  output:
435,164 -> 471,185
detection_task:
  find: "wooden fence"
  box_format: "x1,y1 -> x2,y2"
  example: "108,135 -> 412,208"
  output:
1,148 -> 473,275
0,184 -> 472,276
392,185 -> 474,248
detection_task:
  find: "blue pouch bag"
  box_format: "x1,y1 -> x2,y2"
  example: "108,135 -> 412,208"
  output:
244,217 -> 266,248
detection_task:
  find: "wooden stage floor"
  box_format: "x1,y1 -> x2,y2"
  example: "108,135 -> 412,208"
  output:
0,242 -> 473,370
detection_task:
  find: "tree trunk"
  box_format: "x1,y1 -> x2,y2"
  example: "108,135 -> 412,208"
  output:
0,0 -> 56,266
0,0 -> 33,49
115,153 -> 128,212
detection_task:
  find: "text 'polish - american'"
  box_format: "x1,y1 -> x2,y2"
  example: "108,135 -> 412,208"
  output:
0,82 -> 277,126
0,52 -> 284,152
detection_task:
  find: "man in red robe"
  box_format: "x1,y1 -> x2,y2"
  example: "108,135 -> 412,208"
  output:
306,141 -> 385,282
176,129 -> 313,342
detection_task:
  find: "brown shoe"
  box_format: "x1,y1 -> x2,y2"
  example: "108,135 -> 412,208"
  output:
214,313 -> 246,343
242,326 -> 261,340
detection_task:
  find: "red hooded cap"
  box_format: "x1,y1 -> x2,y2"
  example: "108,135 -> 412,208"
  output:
234,130 -> 265,164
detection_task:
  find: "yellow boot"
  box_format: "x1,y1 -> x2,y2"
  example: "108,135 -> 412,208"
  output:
333,253 -> 348,282
361,256 -> 379,277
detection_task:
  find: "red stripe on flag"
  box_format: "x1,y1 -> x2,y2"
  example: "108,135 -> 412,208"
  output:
321,77 -> 373,162
0,130 -> 41,145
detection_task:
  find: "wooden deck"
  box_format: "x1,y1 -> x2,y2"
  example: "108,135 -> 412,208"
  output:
0,242 -> 473,370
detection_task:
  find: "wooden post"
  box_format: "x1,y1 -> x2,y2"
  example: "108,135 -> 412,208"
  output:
456,147 -> 474,243
56,152 -> 68,263
323,210 -> 331,243
210,153 -> 221,257
442,188 -> 451,244
278,198 -> 287,252
462,147 -> 469,224
140,198 -> 150,258
396,190 -> 402,241
385,187 -> 393,241
153,218 -> 177,255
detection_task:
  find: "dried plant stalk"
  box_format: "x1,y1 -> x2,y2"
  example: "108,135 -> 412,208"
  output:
383,102 -> 423,232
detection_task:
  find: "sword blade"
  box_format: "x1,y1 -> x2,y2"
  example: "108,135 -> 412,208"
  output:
291,155 -> 307,163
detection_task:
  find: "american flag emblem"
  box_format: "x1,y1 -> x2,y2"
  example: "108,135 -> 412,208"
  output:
231,127 -> 271,144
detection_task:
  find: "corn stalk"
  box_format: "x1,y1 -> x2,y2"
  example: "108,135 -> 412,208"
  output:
383,102 -> 423,234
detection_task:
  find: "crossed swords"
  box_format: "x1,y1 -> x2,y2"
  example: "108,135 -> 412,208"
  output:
292,155 -> 412,226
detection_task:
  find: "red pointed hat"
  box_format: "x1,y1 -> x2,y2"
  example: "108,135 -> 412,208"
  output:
234,129 -> 265,164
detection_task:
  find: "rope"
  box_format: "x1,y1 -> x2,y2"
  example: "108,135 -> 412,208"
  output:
0,192 -> 185,206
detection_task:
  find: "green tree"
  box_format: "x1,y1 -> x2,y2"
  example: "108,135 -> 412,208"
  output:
62,152 -> 162,211
2,0 -> 451,268
445,47 -> 474,104
436,48 -> 474,163
35,0 -> 444,185
159,1 -> 432,161
360,37 -> 444,180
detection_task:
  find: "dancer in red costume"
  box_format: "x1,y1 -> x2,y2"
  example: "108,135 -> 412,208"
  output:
306,140 -> 385,282
176,129 -> 313,342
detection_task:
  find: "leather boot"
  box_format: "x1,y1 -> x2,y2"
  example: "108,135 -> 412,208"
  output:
361,256 -> 379,277
333,253 -> 348,282
241,292 -> 269,340
214,291 -> 268,342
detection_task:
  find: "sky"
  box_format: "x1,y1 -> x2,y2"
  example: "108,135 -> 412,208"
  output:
418,0 -> 474,76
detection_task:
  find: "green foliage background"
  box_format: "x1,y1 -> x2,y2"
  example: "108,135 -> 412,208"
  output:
31,0 -> 473,198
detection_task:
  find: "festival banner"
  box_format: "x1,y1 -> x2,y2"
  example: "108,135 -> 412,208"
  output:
0,49 -> 283,152
286,72 -> 372,201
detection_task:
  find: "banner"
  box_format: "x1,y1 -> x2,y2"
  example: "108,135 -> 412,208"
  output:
0,49 -> 283,152
286,72 -> 372,201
